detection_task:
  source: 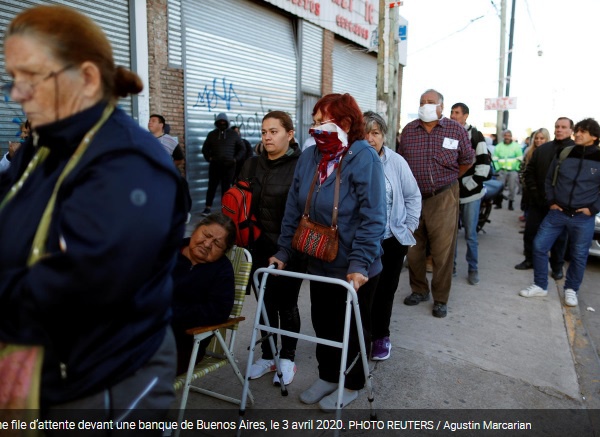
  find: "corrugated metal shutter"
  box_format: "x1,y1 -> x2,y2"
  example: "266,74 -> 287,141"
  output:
183,0 -> 297,214
300,21 -> 322,96
0,0 -> 132,154
298,21 -> 322,146
332,39 -> 377,113
300,93 -> 319,148
168,0 -> 182,68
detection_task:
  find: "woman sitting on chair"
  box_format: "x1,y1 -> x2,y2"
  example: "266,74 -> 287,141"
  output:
171,213 -> 236,374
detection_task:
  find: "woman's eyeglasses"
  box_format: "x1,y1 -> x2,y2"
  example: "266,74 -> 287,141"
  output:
1,64 -> 73,100
310,119 -> 335,129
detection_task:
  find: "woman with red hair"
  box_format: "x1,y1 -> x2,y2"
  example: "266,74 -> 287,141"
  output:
270,93 -> 386,411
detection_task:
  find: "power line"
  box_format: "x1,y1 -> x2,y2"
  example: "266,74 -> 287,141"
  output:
408,15 -> 486,56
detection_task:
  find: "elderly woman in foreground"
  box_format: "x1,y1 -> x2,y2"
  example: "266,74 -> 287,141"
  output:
0,5 -> 187,422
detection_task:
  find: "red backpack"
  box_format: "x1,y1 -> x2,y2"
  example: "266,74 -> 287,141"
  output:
222,176 -> 261,248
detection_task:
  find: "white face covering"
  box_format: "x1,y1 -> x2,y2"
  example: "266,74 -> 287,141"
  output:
310,122 -> 348,148
418,104 -> 440,122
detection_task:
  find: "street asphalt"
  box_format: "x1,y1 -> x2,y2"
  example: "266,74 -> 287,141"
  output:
174,194 -> 600,436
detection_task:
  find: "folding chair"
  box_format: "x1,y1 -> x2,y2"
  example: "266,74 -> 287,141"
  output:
237,266 -> 376,437
174,246 -> 254,434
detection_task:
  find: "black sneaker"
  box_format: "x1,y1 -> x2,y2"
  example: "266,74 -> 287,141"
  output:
551,269 -> 564,280
201,207 -> 211,216
432,301 -> 447,318
403,292 -> 430,306
514,260 -> 533,270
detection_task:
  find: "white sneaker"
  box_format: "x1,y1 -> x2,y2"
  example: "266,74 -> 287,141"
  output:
519,284 -> 547,298
273,358 -> 297,386
248,358 -> 275,379
565,289 -> 578,307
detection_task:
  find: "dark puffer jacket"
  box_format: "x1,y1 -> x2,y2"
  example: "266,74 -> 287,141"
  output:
545,144 -> 600,215
238,144 -> 302,252
524,138 -> 575,207
201,113 -> 245,162
0,102 -> 187,408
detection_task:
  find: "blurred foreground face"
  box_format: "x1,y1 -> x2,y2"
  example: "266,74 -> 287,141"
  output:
4,35 -> 87,128
187,223 -> 228,264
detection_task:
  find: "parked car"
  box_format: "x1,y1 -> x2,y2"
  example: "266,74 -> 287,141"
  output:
590,212 -> 600,257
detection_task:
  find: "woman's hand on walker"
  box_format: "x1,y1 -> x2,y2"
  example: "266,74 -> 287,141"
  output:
268,256 -> 286,270
347,272 -> 368,291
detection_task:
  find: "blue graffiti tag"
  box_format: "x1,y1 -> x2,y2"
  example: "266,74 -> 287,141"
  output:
193,77 -> 243,111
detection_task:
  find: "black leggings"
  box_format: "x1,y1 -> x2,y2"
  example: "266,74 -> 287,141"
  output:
310,273 -> 379,390
205,160 -> 235,207
372,237 -> 408,339
252,250 -> 305,361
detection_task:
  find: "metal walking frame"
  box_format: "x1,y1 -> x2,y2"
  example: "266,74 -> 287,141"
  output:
237,265 -> 376,436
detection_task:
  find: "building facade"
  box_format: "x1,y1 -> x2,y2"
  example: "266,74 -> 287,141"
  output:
0,0 -> 406,214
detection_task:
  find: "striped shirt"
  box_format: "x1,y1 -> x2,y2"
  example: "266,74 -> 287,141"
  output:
398,117 -> 474,195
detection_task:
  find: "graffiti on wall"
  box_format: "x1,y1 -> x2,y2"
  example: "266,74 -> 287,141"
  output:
3,97 -> 26,127
230,97 -> 271,138
194,78 -> 286,137
193,77 -> 243,112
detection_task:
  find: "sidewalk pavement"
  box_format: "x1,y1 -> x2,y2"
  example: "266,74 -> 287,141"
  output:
175,197 -> 600,434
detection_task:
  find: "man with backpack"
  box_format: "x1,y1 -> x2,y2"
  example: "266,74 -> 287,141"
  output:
515,117 -> 574,276
519,118 -> 600,307
450,103 -> 492,286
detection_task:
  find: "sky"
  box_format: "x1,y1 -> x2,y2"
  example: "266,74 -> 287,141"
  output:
398,0 -> 600,141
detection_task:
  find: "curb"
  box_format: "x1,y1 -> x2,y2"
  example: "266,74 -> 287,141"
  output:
560,283 -> 600,433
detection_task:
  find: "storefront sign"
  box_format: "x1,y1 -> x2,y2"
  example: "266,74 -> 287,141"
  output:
262,0 -> 378,47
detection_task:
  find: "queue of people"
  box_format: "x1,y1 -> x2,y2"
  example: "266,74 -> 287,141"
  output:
3,4 -> 600,420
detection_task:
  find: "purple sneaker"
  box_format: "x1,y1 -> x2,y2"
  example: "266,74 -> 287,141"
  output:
371,337 -> 391,361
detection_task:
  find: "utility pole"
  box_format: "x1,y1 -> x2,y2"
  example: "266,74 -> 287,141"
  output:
376,0 -> 401,148
502,0 -> 516,130
496,0 -> 507,140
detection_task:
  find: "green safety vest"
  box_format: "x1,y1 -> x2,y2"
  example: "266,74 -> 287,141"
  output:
493,141 -> 523,171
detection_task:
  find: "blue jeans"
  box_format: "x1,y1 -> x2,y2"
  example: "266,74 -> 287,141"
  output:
455,197 -> 481,273
533,210 -> 595,292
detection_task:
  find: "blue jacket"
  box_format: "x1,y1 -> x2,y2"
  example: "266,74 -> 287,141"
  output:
0,103 -> 187,407
274,140 -> 385,280
545,144 -> 600,215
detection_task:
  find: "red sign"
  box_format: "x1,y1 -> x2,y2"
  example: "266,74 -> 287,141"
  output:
290,0 -> 321,16
485,97 -> 517,110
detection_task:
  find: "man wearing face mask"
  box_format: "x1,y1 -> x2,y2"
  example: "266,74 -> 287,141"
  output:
201,113 -> 245,215
398,89 -> 475,318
